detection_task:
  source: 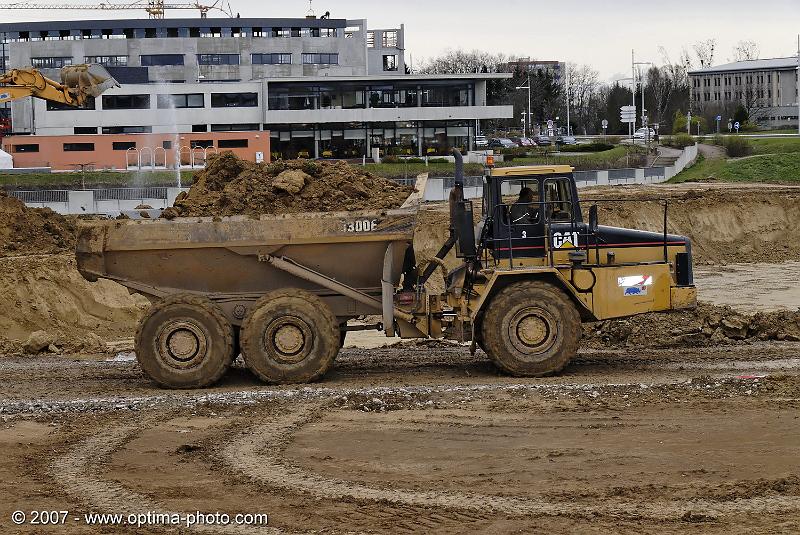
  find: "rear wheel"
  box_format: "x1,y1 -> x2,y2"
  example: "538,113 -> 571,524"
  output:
481,281 -> 580,376
135,293 -> 235,388
241,289 -> 339,384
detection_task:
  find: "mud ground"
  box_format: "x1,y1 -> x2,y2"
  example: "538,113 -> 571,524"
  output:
2,181 -> 799,533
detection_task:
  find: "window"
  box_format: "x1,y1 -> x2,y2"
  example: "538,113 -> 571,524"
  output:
162,140 -> 173,149
84,55 -> 128,67
190,139 -> 214,149
112,141 -> 136,150
13,144 -> 39,153
102,95 -> 151,110
291,28 -> 301,37
192,124 -> 208,132
272,28 -> 290,38
48,97 -> 95,111
140,54 -> 184,66
366,31 -> 375,48
211,124 -> 259,132
319,28 -> 337,37
218,139 -> 249,148
63,142 -> 94,152
31,57 -> 73,68
382,30 -> 398,48
344,25 -> 360,38
301,53 -> 338,65
197,54 -> 240,65
157,93 -> 204,109
252,53 -> 291,65
73,127 -> 98,135
211,92 -> 258,107
383,55 -> 398,71
102,126 -> 152,134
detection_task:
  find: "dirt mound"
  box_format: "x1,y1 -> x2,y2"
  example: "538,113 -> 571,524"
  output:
162,153 -> 413,218
0,191 -> 76,256
0,254 -> 149,354
583,302 -> 800,349
583,186 -> 800,264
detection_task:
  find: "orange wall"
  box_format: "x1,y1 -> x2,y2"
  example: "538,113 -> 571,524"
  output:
1,132 -> 270,171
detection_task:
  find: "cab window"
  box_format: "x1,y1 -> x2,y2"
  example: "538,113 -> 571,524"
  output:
499,178 -> 541,225
544,177 -> 573,221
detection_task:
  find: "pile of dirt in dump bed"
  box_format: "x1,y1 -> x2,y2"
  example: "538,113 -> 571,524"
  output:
162,153 -> 414,218
583,302 -> 800,349
0,191 -> 76,256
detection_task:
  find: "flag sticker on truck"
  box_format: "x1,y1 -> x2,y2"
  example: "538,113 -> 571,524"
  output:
0,92 -> 10,101
618,275 -> 652,296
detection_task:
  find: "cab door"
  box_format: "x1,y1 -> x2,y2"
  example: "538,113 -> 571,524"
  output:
543,176 -> 585,253
490,177 -> 546,259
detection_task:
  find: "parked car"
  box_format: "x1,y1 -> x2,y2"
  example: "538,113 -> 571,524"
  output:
475,135 -> 488,148
533,134 -> 552,146
556,135 -> 578,145
488,138 -> 519,149
633,128 -> 656,141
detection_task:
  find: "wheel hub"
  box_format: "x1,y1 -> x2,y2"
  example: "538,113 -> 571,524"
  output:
157,320 -> 208,369
265,316 -> 313,364
508,307 -> 557,358
517,315 -> 549,347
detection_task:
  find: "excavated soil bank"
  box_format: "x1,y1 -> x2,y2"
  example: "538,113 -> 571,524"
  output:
162,153 -> 413,218
583,302 -> 800,349
0,254 -> 149,354
0,191 -> 76,256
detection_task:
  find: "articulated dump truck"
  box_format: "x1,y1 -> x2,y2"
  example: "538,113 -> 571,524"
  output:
77,153 -> 697,388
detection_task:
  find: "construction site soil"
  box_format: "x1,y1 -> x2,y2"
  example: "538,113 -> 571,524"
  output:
0,191 -> 76,256
161,153 -> 413,219
1,182 -> 799,533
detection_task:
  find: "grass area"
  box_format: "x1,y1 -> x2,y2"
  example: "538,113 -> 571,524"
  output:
497,146 -> 643,170
749,137 -> 800,155
365,161 -> 484,180
670,153 -> 800,183
0,170 -> 196,189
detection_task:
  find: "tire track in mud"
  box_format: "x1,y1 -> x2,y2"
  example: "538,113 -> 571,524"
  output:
222,405 -> 800,522
49,416 -> 284,534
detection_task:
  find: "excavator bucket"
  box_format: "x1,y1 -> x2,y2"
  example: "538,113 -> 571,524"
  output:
60,64 -> 119,98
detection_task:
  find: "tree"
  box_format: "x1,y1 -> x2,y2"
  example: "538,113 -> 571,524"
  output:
692,39 -> 717,69
731,40 -> 760,62
733,105 -> 749,125
565,63 -> 600,135
417,49 -> 509,75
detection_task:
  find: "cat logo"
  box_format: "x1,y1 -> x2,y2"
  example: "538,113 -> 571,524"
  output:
552,231 -> 580,249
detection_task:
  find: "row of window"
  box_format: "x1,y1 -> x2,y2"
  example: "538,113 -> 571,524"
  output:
32,53 -> 341,67
6,26 -> 358,41
366,30 -> 398,48
693,73 -> 774,88
12,138 -> 250,153
45,92 -> 259,110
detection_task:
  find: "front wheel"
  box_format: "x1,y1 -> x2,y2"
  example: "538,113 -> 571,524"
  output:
480,281 -> 581,376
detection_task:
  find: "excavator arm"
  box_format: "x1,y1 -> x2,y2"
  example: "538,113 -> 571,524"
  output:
0,64 -> 119,107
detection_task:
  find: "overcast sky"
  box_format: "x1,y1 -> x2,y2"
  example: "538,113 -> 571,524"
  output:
3,0 -> 800,80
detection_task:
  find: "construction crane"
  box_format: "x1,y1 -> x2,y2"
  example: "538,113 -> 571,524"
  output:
0,0 -> 234,19
0,64 -> 119,107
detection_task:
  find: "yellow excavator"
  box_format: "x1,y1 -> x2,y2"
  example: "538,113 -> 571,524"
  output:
0,64 -> 119,107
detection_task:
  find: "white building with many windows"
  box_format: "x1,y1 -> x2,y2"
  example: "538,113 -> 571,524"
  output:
1,15 -> 512,157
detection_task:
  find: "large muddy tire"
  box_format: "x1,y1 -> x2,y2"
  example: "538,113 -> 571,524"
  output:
135,293 -> 235,389
241,289 -> 339,384
480,281 -> 580,377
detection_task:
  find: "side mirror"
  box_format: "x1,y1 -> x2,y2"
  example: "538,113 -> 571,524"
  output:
588,204 -> 599,233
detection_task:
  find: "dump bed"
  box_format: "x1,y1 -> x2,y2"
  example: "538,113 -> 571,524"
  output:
77,208 -> 417,322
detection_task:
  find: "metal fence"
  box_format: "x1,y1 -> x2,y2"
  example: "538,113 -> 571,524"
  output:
93,187 -> 170,201
10,190 -> 69,203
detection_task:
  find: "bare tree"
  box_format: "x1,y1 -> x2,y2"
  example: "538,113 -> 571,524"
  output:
731,40 -> 760,62
565,63 -> 600,134
693,39 -> 717,68
417,49 -> 509,74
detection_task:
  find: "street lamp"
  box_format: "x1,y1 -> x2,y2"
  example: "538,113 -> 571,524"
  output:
632,50 -> 653,143
616,77 -> 634,138
515,74 -> 532,138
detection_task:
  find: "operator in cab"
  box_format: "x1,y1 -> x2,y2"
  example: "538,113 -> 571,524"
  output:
510,186 -> 540,224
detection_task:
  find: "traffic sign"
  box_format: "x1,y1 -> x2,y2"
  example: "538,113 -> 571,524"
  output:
601,119 -> 609,129
547,119 -> 554,129
734,121 -> 741,133
620,105 -> 636,124
716,115 -> 722,121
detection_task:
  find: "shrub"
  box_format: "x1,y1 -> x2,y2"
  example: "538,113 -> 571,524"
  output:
669,133 -> 696,149
568,142 -> 615,153
723,137 -> 753,157
427,157 -> 449,163
381,155 -> 400,164
711,134 -> 725,146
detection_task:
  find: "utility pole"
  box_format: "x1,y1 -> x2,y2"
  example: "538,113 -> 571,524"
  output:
631,49 -> 636,138
515,73 -> 532,138
566,63 -> 571,136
